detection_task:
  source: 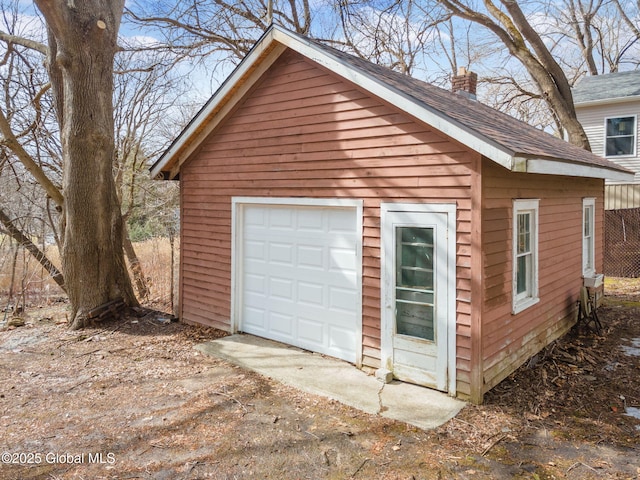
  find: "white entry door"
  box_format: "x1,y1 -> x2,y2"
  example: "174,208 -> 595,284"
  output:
234,200 -> 362,364
381,204 -> 455,392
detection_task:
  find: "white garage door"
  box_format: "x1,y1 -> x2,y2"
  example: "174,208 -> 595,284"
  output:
239,203 -> 360,363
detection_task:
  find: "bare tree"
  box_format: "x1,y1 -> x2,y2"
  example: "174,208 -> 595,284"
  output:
125,0 -> 313,70
1,0 -> 192,320
563,0 -> 603,75
0,1 -> 64,305
545,0 -> 639,75
611,0 -> 640,70
436,0 -> 590,149
112,47 -> 190,300
32,0 -> 138,328
335,0 -> 448,77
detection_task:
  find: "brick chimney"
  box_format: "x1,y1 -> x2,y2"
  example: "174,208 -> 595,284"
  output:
452,67 -> 478,100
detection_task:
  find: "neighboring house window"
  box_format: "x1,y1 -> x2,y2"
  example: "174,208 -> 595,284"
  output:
513,199 -> 540,314
583,198 -> 596,277
605,116 -> 636,157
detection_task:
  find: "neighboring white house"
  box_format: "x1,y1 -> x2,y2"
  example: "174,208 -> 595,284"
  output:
573,71 -> 640,209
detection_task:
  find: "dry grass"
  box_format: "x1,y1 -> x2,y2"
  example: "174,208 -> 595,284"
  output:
132,236 -> 180,313
604,275 -> 640,296
0,237 -> 63,308
0,236 -> 178,313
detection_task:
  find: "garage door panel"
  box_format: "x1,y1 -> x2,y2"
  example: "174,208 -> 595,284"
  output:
240,204 -> 360,363
282,266 -> 354,284
269,242 -> 294,265
244,273 -> 266,294
244,292 -> 268,310
329,247 -> 356,272
297,281 -> 325,307
244,306 -> 266,331
297,245 -> 325,269
268,208 -> 295,229
298,209 -> 324,231
269,311 -> 295,338
244,208 -> 268,227
269,277 -> 294,300
248,266 -> 354,290
329,286 -> 358,312
329,326 -> 357,351
245,239 -> 266,260
328,208 -> 357,232
297,317 -> 324,344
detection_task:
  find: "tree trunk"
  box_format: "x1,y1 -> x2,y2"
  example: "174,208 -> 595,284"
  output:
499,0 -> 591,150
0,208 -> 66,291
34,0 -> 138,329
122,221 -> 150,300
438,0 -> 592,150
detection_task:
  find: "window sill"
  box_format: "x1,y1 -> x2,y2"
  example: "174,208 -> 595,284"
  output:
583,273 -> 604,288
605,154 -> 636,159
512,296 -> 540,315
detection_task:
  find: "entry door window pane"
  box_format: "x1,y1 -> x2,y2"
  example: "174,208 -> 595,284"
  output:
395,227 -> 435,340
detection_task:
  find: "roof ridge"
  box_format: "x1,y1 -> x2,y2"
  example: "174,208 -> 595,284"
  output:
151,25 -> 633,181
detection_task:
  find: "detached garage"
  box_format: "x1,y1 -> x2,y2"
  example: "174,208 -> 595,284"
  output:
151,26 -> 632,403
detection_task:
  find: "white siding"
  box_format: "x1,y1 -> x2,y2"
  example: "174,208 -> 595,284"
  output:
605,184 -> 640,210
576,101 -> 640,184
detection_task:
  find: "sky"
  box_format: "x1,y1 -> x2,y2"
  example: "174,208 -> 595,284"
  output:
2,0 -> 639,133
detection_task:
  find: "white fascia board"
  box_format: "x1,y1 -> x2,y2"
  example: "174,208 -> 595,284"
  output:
271,27 -> 516,171
575,95 -> 640,108
524,157 -> 635,181
150,29 -> 285,179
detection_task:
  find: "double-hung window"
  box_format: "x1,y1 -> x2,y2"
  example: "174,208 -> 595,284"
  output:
582,198 -> 596,277
512,199 -> 540,314
605,116 -> 636,157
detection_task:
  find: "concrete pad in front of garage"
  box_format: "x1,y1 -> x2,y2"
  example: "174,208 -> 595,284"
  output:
196,334 -> 466,431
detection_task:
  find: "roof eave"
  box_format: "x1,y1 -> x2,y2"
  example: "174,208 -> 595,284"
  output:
574,94 -> 640,108
521,157 -> 635,181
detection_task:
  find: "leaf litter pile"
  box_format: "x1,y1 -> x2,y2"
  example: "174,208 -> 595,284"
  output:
0,283 -> 639,479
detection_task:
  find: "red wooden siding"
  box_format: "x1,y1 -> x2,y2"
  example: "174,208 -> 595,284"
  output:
179,50 -> 475,395
481,160 -> 604,394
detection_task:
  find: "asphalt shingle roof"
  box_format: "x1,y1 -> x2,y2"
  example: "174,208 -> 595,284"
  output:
573,70 -> 640,104
306,35 -> 623,171
152,26 -> 632,180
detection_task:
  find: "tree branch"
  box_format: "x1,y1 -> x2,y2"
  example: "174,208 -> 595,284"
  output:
0,107 -> 64,206
438,0 -> 590,149
0,207 -> 65,291
0,30 -> 48,54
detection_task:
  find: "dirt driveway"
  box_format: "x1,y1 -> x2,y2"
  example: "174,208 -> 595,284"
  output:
1,286 -> 639,479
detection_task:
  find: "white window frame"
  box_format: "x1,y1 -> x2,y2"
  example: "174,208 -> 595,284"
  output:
604,115 -> 637,158
582,198 -> 596,277
512,199 -> 540,314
